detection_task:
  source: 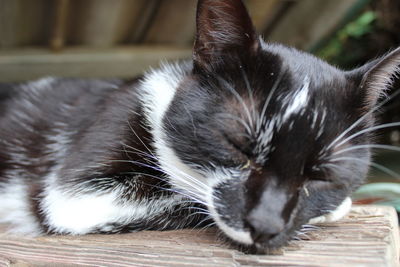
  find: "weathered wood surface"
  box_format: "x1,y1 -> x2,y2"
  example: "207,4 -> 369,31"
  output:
267,0 -> 364,50
246,0 -> 282,32
49,0 -> 70,51
0,46 -> 191,82
0,0 -> 50,48
68,0 -> 147,47
0,0 -> 371,82
0,205 -> 398,266
143,0 -> 197,45
0,0 -> 367,50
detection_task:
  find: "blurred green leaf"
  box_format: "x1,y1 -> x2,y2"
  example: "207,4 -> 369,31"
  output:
317,11 -> 377,66
343,11 -> 376,38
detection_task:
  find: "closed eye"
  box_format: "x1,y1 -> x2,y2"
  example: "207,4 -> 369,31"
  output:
223,132 -> 253,157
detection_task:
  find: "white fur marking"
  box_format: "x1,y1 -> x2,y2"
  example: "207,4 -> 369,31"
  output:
42,181 -> 183,234
283,76 -> 310,121
138,62 -> 251,244
205,169 -> 252,245
0,181 -> 42,235
27,77 -> 56,90
206,187 -> 252,245
308,197 -> 352,224
139,62 -> 209,200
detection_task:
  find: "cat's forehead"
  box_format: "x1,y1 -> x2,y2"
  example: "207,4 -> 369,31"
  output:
260,41 -> 346,87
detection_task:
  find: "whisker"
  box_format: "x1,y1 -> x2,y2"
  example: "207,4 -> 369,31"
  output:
218,77 -> 254,130
184,105 -> 197,139
257,69 -> 285,133
187,211 -> 211,217
333,143 -> 400,156
240,67 -> 257,125
119,142 -> 157,162
109,153 -> 211,198
162,166 -> 209,193
216,113 -> 252,136
329,156 -> 400,179
327,89 -> 400,150
126,119 -> 155,157
106,158 -> 210,204
334,122 -> 400,149
194,216 -> 215,230
159,161 -> 210,190
108,159 -> 162,172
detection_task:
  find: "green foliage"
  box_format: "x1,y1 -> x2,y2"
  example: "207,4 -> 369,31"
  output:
317,11 -> 377,67
342,11 -> 376,38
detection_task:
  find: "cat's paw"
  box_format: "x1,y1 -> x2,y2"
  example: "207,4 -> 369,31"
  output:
308,197 -> 352,224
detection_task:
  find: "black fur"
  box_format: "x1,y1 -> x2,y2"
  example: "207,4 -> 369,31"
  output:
0,0 -> 399,254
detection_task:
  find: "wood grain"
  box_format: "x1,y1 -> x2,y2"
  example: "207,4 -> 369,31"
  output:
0,46 -> 191,82
49,0 -> 70,51
0,206 -> 398,266
67,0 -> 147,47
267,0 -> 362,50
246,0 -> 281,33
0,0 -> 50,48
142,0 -> 197,46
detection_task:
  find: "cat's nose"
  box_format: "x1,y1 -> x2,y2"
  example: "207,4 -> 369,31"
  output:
245,210 -> 285,243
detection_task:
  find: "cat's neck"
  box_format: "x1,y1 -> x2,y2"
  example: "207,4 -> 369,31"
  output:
138,61 -> 191,131
138,61 -> 208,193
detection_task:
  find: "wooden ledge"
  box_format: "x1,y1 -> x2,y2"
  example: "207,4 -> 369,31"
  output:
0,205 -> 398,266
0,46 -> 191,82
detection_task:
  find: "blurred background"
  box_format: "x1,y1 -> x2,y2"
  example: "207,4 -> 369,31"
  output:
0,0 -> 399,211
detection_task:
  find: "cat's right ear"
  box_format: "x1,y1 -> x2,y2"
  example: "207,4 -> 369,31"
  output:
347,47 -> 400,109
193,0 -> 260,71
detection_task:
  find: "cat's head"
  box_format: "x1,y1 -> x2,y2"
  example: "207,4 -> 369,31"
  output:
154,0 -> 400,252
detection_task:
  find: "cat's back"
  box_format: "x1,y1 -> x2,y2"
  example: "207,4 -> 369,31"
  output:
0,77 -> 135,133
0,77 -> 142,184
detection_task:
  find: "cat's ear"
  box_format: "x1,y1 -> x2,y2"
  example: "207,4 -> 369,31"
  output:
347,47 -> 400,108
193,0 -> 260,70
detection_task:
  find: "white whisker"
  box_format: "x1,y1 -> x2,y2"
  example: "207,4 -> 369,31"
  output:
330,156 -> 400,179
219,77 -> 255,131
327,89 -> 400,150
334,122 -> 400,149
126,120 -> 156,157
333,143 -> 400,156
257,70 -> 285,133
240,67 -> 257,126
216,113 -> 252,135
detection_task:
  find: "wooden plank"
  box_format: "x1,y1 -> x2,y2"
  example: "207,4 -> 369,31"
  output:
0,0 -> 50,48
129,0 -> 161,43
0,206 -> 397,266
143,0 -> 197,45
49,0 -> 70,51
267,0 -> 362,50
142,0 -> 283,45
0,46 -> 191,82
68,0 -> 147,47
246,0 -> 282,33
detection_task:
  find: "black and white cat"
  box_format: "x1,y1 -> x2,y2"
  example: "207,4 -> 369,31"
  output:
0,0 -> 399,253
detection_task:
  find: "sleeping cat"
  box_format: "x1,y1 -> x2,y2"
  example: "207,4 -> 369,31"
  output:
0,0 -> 399,253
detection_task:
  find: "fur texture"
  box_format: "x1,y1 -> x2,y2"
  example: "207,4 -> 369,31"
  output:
0,0 -> 399,253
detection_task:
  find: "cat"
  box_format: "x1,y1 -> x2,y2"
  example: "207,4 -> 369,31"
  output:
0,0 -> 399,254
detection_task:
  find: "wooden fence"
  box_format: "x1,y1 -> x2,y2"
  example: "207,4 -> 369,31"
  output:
0,0 -> 369,81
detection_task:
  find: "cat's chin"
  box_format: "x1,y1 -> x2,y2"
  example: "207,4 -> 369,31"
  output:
222,234 -> 292,255
214,225 -> 295,255
217,197 -> 352,255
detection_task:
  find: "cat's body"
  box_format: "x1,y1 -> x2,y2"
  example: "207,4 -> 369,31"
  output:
1,0 -> 399,253
0,69 -> 208,235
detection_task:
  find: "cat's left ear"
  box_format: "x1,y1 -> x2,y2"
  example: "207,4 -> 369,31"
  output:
347,47 -> 400,108
193,0 -> 260,70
